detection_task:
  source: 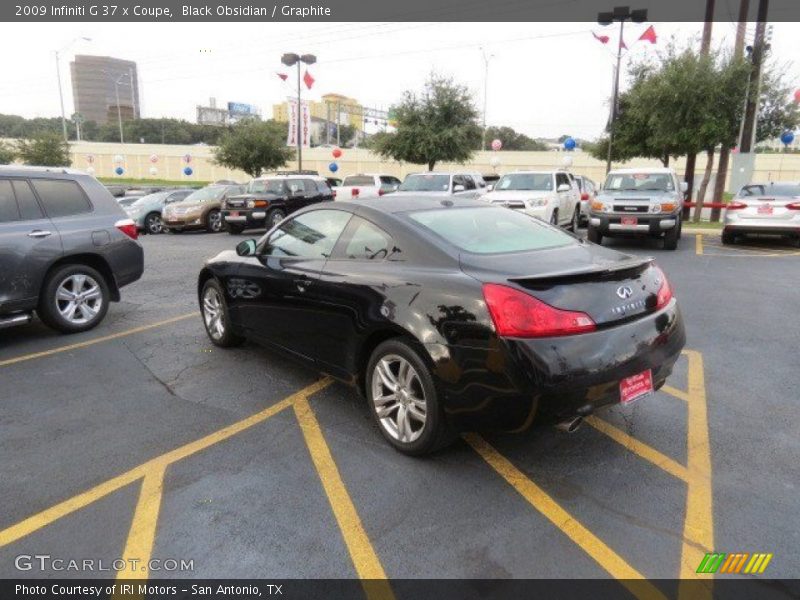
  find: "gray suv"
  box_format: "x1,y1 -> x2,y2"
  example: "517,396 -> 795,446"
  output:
0,167 -> 144,333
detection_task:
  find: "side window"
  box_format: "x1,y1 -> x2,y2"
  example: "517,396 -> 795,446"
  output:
342,217 -> 392,260
556,173 -> 570,188
463,175 -> 476,190
302,179 -> 319,194
13,180 -> 44,220
265,209 -> 351,259
0,180 -> 19,223
287,180 -> 304,196
452,175 -> 466,190
31,179 -> 92,218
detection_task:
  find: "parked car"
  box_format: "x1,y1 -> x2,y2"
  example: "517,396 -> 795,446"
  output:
587,168 -> 687,250
0,166 -> 143,333
482,173 -> 501,190
197,196 -> 685,455
162,184 -> 244,233
116,195 -> 142,208
481,170 -> 582,230
124,189 -> 194,234
336,174 -> 402,200
722,181 -> 800,246
326,177 -> 342,189
222,175 -> 333,234
573,174 -> 598,226
393,172 -> 485,200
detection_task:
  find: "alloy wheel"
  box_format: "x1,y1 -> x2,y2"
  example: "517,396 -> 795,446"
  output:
371,354 -> 427,443
202,287 -> 225,340
146,214 -> 163,234
209,211 -> 223,232
269,211 -> 285,228
55,274 -> 103,325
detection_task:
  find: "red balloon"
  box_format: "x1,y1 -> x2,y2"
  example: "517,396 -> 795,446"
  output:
794,89 -> 800,103
332,148 -> 342,158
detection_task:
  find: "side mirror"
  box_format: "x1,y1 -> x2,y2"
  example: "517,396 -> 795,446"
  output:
236,239 -> 257,257
453,184 -> 465,193
680,181 -> 689,193
557,183 -> 571,192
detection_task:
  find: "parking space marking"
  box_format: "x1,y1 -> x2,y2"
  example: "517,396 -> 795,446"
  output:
294,396 -> 394,600
695,233 -> 704,255
0,312 -> 196,368
698,236 -> 800,258
465,433 -> 668,600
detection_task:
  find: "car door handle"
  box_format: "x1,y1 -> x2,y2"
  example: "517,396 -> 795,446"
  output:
28,230 -> 52,238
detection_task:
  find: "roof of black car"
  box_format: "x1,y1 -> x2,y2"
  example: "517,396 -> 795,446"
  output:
339,196 -> 490,214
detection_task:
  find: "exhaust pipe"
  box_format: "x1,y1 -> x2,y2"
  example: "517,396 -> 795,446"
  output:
555,415 -> 583,434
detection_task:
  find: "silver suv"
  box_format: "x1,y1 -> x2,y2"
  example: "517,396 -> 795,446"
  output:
587,167 -> 687,250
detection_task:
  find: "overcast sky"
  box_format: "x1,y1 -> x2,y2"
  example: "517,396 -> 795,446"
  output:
0,21 -> 797,140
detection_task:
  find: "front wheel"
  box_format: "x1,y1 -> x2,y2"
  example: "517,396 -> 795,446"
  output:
200,279 -> 244,347
206,209 -> 224,233
569,206 -> 580,231
38,264 -> 110,333
145,212 -> 163,234
549,209 -> 558,226
587,225 -> 603,245
721,230 -> 736,245
366,339 -> 454,456
663,223 -> 679,250
267,208 -> 286,229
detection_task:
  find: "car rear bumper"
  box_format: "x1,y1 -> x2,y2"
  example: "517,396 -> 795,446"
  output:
723,217 -> 800,235
590,213 -> 678,235
222,209 -> 267,228
431,300 -> 685,431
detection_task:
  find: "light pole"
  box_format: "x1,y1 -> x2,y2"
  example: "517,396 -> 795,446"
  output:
111,73 -> 129,144
598,6 -> 647,173
480,48 -> 494,151
281,52 -> 317,171
55,37 -> 91,142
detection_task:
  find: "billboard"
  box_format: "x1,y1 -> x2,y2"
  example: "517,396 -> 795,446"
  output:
227,102 -> 258,116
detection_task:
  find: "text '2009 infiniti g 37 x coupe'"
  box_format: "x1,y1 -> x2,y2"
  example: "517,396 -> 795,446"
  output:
197,197 -> 685,455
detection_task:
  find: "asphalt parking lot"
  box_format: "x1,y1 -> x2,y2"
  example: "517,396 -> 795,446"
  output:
1,228 -> 799,597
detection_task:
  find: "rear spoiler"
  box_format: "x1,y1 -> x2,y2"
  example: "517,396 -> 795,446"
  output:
507,256 -> 653,283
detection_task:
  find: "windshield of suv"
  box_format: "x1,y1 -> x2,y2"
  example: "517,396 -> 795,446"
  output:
247,179 -> 287,194
399,174 -> 450,192
739,183 -> 800,197
604,173 -> 675,192
130,192 -> 168,208
184,186 -> 225,203
342,176 -> 375,186
495,173 -> 553,192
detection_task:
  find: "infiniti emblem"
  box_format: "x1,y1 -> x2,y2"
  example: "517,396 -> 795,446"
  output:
616,286 -> 633,299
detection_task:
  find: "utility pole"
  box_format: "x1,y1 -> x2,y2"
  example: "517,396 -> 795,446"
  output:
129,68 -> 137,119
480,48 -> 493,151
114,74 -> 125,144
55,37 -> 92,142
740,0 -> 769,153
281,53 -> 316,171
691,0 -> 716,222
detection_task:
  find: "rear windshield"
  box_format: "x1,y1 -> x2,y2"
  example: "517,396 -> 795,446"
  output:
342,176 -> 375,186
739,183 -> 800,197
408,206 -> 573,254
400,174 -> 450,192
604,173 -> 675,192
495,173 -> 553,191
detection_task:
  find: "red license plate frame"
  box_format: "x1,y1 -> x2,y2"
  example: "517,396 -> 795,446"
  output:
620,216 -> 638,226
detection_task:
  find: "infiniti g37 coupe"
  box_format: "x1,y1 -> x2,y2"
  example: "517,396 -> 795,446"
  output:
197,197 -> 685,455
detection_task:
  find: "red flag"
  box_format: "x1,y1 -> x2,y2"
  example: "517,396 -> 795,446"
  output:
276,72 -> 288,81
592,31 -> 610,44
638,25 -> 657,44
620,38 -> 628,50
303,70 -> 315,89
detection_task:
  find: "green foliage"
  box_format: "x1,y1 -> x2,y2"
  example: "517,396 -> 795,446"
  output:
482,126 -> 548,151
0,141 -> 16,164
374,73 -> 481,171
16,132 -> 71,166
756,64 -> 800,144
212,119 -> 294,178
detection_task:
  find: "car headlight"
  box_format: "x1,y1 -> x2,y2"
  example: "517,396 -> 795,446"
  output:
650,204 -> 662,213
529,198 -> 548,207
246,200 -> 255,209
592,200 -> 609,212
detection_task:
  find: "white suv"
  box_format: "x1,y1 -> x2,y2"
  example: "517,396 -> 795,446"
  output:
482,170 -> 581,229
394,172 -> 487,200
336,174 -> 402,200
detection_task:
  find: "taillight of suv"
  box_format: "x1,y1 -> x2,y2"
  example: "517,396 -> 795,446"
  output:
115,218 -> 139,240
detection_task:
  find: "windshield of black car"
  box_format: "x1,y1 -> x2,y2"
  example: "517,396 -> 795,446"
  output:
739,184 -> 800,197
184,187 -> 225,203
399,174 -> 450,192
604,173 -> 675,192
247,180 -> 286,194
408,206 -> 573,254
495,173 -> 553,191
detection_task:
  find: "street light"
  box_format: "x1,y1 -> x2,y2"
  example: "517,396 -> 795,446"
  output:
598,6 -> 647,173
281,52 -> 317,171
105,71 -> 130,144
55,37 -> 91,142
480,47 -> 494,151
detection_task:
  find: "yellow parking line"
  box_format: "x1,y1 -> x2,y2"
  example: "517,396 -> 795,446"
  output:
663,385 -> 691,403
695,233 -> 703,255
0,312 -> 196,368
294,395 -> 394,600
465,433 -> 667,600
0,379 -> 331,548
585,416 -> 689,482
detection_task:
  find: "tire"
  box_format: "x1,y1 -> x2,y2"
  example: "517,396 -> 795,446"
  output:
587,225 -> 603,245
267,208 -> 286,229
569,205 -> 580,231
200,279 -> 244,348
676,214 -> 683,240
206,209 -> 224,233
663,223 -> 679,250
227,224 -> 245,235
366,338 -> 455,456
721,230 -> 736,245
37,264 -> 110,334
144,212 -> 163,235
167,227 -> 183,234
549,209 -> 558,226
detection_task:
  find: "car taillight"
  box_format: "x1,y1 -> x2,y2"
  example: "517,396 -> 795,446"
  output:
482,283 -> 596,338
378,188 -> 386,196
786,201 -> 800,210
115,218 -> 138,240
332,189 -> 337,198
653,266 -> 673,310
351,188 -> 360,197
727,201 -> 748,210
581,192 -> 589,201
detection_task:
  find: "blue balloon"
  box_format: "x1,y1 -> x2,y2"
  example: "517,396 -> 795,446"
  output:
183,166 -> 193,176
563,137 -> 576,151
329,162 -> 339,173
114,166 -> 124,175
780,130 -> 795,145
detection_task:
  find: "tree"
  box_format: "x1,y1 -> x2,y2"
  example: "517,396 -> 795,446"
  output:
16,132 -> 71,166
482,126 -> 548,151
373,73 -> 481,171
212,119 -> 294,178
756,64 -> 800,144
0,141 -> 16,164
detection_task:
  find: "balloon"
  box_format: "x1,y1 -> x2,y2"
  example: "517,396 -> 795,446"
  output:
149,154 -> 158,163
563,137 -> 576,151
329,162 -> 339,173
332,148 -> 342,158
490,156 -> 501,168
113,154 -> 124,164
182,154 -> 192,163
795,89 -> 800,103
183,166 -> 193,176
491,139 -> 502,151
86,166 -> 95,175
149,166 -> 158,176
780,130 -> 795,146
85,154 -> 95,164
561,155 -> 574,168
114,166 -> 124,175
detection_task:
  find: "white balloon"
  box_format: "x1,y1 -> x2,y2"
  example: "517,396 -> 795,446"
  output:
490,156 -> 501,168
561,155 -> 574,168
149,166 -> 158,176
113,154 -> 124,164
86,166 -> 95,175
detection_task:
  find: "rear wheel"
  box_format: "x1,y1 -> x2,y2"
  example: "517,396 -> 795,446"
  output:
569,206 -> 580,231
587,225 -> 603,245
549,209 -> 558,226
144,212 -> 163,234
206,209 -> 224,233
721,230 -> 736,245
267,208 -> 286,229
38,264 -> 110,333
663,223 -> 679,250
200,279 -> 243,347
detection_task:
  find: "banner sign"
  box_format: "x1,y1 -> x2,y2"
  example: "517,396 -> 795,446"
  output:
286,99 -> 310,149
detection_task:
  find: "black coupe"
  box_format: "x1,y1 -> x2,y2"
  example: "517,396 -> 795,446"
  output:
198,197 -> 685,455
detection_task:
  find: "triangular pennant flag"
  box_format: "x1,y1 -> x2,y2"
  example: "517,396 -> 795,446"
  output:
592,31 -> 610,44
303,70 -> 315,89
276,72 -> 288,81
638,25 -> 657,44
620,38 -> 628,50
